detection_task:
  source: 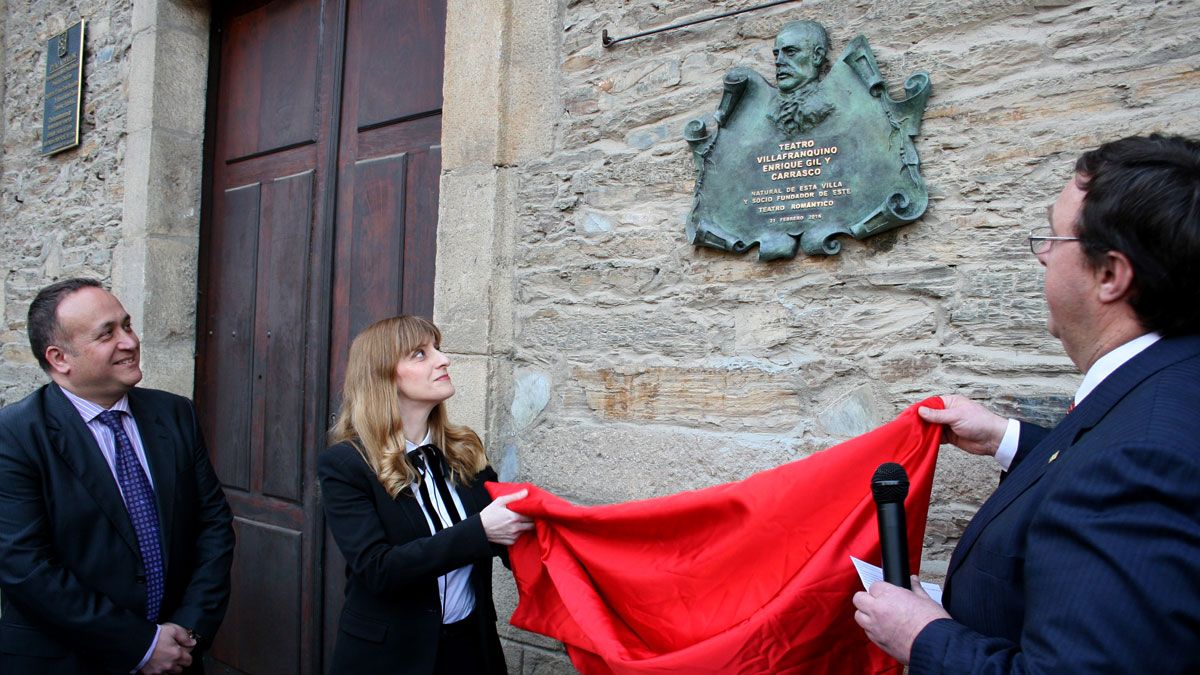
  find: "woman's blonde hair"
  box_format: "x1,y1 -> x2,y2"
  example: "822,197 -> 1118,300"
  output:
329,315 -> 487,498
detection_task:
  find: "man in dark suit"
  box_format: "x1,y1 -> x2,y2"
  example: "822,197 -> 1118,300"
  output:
853,134 -> 1200,672
0,279 -> 235,674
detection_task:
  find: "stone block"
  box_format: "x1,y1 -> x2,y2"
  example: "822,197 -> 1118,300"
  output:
150,27 -> 210,136
137,338 -> 194,397
817,385 -> 882,439
121,128 -> 203,241
128,24 -> 209,137
434,169 -> 499,355
144,130 -> 204,238
501,641 -> 524,674
576,211 -> 614,235
442,0 -> 505,169
516,423 -> 804,505
142,234 -> 198,339
126,28 -> 158,135
490,169 -> 518,356
510,368 -> 551,431
522,647 -> 576,675
518,307 -> 733,360
566,364 -> 801,432
443,352 -> 490,443
493,566 -> 561,651
133,0 -> 209,37
500,0 -> 562,164
609,58 -> 681,97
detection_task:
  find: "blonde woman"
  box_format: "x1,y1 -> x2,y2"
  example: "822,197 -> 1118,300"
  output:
318,316 -> 531,674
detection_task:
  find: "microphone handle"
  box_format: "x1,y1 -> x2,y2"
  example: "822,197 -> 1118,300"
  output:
877,501 -> 911,589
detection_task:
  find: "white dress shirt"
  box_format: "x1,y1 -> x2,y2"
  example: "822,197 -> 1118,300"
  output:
405,431 -> 476,623
994,332 -> 1163,470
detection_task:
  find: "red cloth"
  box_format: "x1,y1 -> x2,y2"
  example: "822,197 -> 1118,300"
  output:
487,398 -> 943,674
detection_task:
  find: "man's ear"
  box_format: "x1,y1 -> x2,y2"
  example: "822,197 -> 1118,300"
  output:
45,345 -> 71,376
812,45 -> 826,66
1096,249 -> 1136,305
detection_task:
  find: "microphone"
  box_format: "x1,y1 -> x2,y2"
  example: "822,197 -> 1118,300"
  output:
871,462 -> 911,589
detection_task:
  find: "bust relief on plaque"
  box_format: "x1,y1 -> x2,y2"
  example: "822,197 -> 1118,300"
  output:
685,21 -> 932,260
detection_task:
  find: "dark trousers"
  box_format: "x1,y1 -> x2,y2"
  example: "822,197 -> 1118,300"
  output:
433,612 -> 506,675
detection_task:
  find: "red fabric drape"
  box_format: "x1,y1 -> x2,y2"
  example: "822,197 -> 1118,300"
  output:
487,397 -> 943,674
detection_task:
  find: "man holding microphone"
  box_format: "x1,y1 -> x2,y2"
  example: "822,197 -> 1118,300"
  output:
854,134 -> 1200,673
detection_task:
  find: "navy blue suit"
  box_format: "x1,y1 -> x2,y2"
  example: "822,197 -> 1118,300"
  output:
910,335 -> 1200,673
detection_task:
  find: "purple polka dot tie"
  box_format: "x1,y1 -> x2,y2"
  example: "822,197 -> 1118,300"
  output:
98,410 -> 164,621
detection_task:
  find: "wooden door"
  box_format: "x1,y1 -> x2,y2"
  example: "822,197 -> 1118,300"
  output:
322,2 -> 445,665
195,1 -> 445,672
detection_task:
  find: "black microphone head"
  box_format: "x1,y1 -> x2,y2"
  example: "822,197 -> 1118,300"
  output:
871,462 -> 909,504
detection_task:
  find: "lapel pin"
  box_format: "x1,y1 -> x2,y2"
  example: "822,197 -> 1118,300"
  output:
1048,450 -> 1060,464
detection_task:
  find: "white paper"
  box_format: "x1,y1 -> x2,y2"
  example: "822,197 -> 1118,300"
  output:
850,556 -> 943,606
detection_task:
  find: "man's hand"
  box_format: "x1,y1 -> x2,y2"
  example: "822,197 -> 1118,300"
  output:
140,623 -> 196,675
919,394 -> 1008,457
853,577 -> 950,664
481,489 -> 534,546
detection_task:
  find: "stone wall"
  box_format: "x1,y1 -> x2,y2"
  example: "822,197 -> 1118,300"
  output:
0,2 -> 134,405
0,0 -> 208,405
437,0 -> 1200,671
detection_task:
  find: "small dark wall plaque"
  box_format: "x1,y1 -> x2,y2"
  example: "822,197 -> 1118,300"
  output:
685,21 -> 931,260
42,20 -> 86,156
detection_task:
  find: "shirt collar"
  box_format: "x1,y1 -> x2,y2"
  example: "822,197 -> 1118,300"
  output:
403,429 -> 433,453
1075,332 -> 1162,405
59,385 -> 132,423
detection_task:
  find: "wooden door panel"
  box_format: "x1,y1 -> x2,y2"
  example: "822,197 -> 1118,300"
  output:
211,518 -> 303,674
400,145 -> 440,318
217,0 -> 320,162
202,183 -> 261,491
350,154 -> 408,329
254,171 -> 314,502
323,136 -> 443,413
351,0 -> 445,128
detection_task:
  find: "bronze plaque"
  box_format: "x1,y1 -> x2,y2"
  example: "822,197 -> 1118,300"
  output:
42,20 -> 86,156
685,21 -> 932,260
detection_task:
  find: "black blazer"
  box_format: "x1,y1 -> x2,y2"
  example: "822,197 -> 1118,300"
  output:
318,441 -> 507,674
911,335 -> 1200,673
0,383 -> 235,674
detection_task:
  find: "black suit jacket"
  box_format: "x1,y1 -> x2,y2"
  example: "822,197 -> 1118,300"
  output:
0,383 -> 235,674
318,441 -> 507,674
911,335 -> 1200,673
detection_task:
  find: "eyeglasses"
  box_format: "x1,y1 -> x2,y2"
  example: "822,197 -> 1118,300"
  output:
1028,227 -> 1080,255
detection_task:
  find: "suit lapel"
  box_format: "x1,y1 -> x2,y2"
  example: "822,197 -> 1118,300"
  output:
946,336 -> 1200,585
456,476 -> 488,517
42,384 -> 141,556
393,482 -> 436,535
946,413 -> 1084,585
129,390 -> 177,569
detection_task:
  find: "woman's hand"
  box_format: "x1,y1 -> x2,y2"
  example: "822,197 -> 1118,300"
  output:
480,489 -> 534,545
